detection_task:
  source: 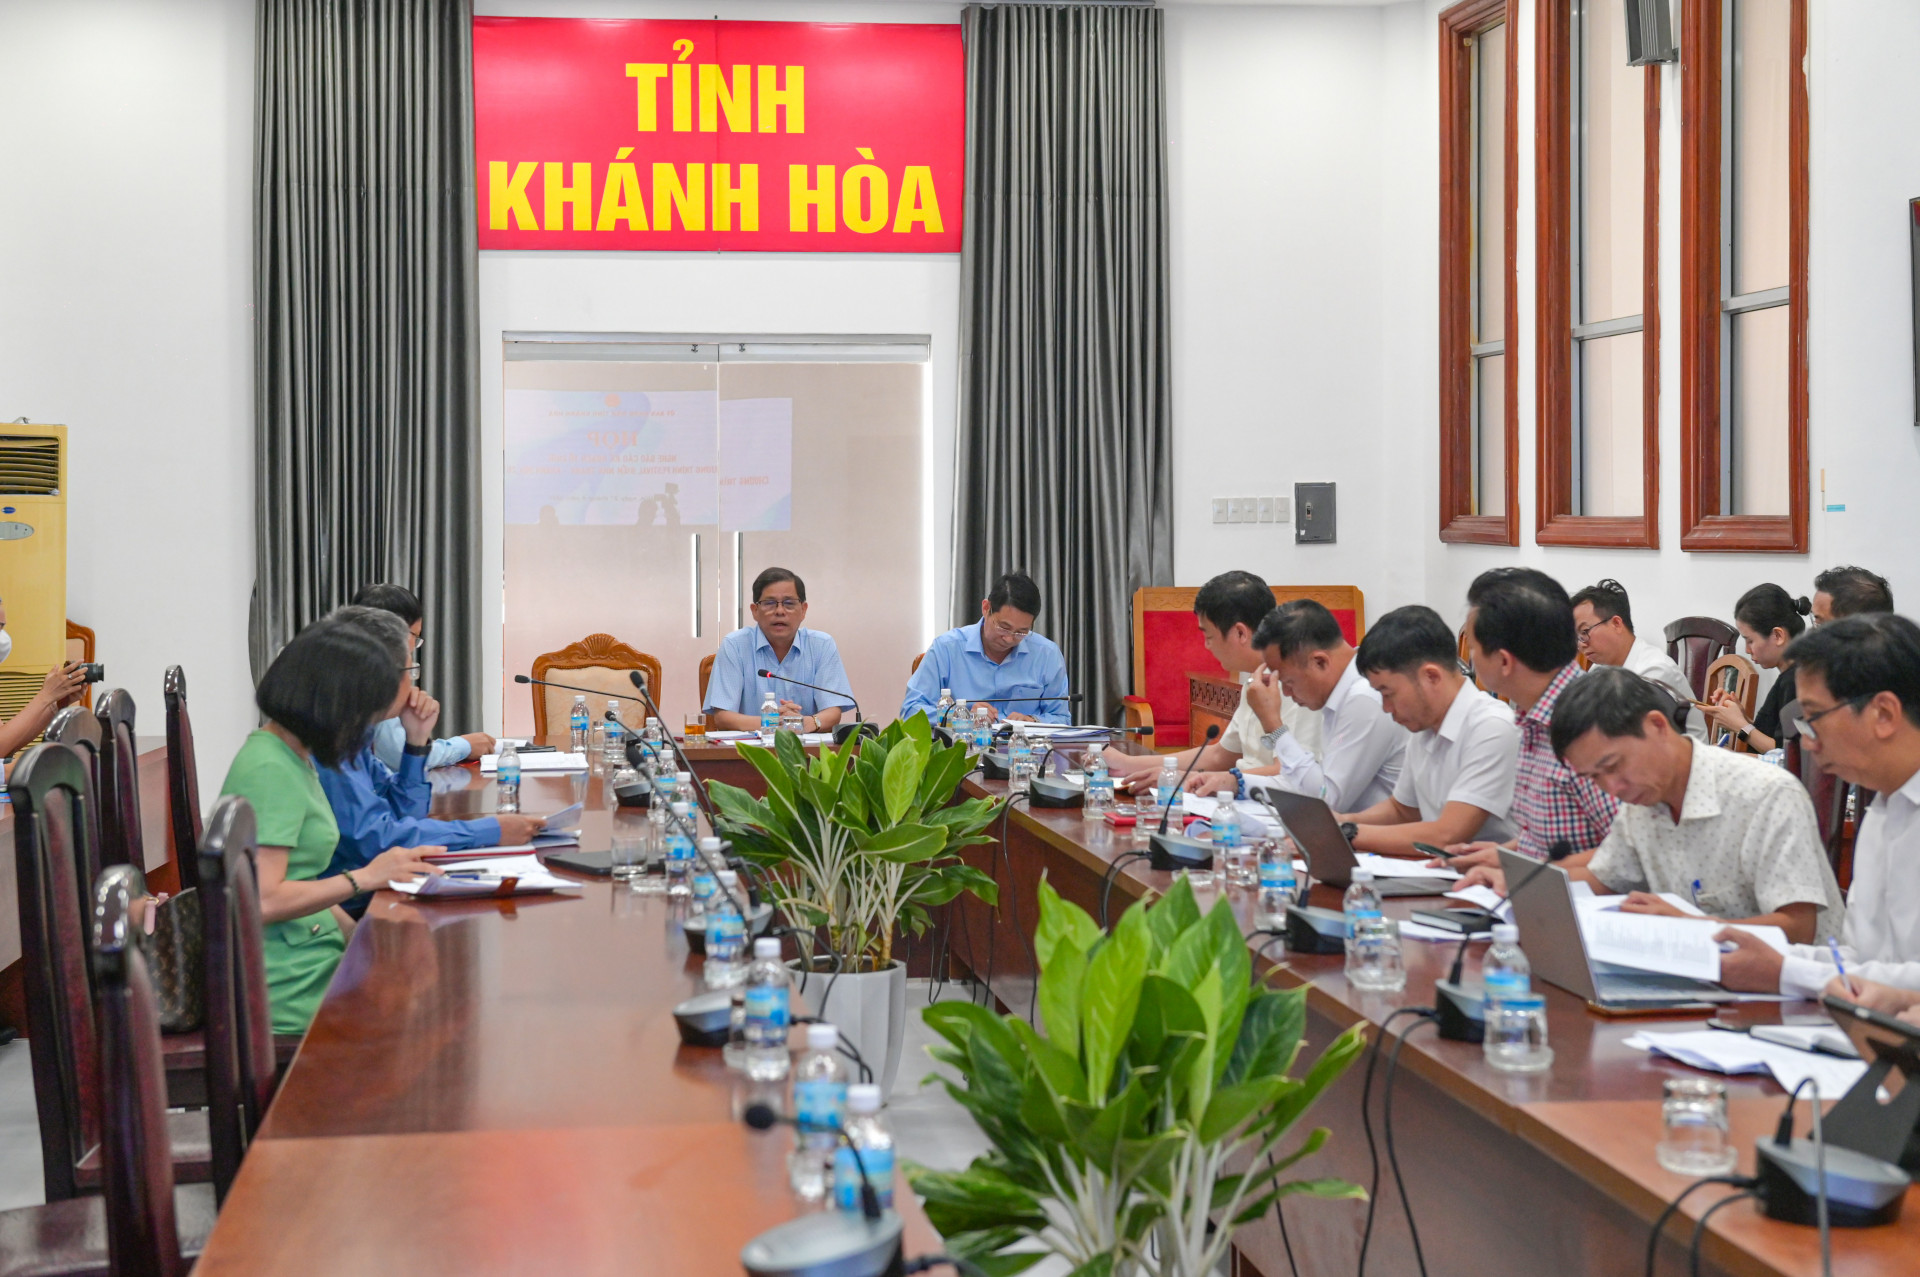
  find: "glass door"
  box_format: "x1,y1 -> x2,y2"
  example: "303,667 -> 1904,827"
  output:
502,337 -> 927,735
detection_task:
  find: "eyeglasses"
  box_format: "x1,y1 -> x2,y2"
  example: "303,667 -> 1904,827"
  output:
986,619 -> 1033,640
755,597 -> 803,613
1787,696 -> 1871,743
1575,620 -> 1607,647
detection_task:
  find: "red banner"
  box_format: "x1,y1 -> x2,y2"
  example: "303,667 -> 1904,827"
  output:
473,17 -> 964,253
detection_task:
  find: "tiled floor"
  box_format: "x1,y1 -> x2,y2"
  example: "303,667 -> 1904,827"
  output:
0,1037 -> 43,1210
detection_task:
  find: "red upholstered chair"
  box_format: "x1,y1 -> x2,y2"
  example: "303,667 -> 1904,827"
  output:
10,742 -> 212,1203
0,866 -> 217,1277
198,796 -> 291,1203
1129,586 -> 1365,749
1663,617 -> 1739,701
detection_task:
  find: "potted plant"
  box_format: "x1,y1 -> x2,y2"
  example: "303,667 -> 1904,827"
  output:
908,876 -> 1367,1277
709,714 -> 1002,1092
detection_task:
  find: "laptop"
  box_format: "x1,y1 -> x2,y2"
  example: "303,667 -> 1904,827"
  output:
1256,790 -> 1451,897
1495,848 -> 1734,1009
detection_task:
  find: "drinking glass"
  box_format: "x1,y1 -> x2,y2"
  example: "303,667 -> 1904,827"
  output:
1227,841 -> 1261,888
609,829 -> 648,881
1657,1078 -> 1737,1175
684,712 -> 707,741
1345,916 -> 1408,992
1183,864 -> 1217,891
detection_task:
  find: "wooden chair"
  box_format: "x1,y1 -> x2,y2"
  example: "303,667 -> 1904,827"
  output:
698,653 -> 716,708
163,667 -> 203,891
199,796 -> 287,1204
93,689 -> 145,875
1700,654 -> 1759,751
530,634 -> 663,737
10,743 -> 211,1202
1129,585 -> 1365,748
1779,701 -> 1864,882
0,867 -> 216,1277
1663,617 -> 1739,701
910,652 -> 925,675
45,706 -> 104,891
65,619 -> 95,710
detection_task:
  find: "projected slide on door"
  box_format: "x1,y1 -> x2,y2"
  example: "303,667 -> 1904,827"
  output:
718,398 -> 792,531
504,388 -> 720,525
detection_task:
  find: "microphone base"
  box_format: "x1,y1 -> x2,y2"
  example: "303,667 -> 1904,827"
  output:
1433,980 -> 1487,1043
1754,1137 -> 1908,1227
612,778 -> 653,808
1028,777 -> 1083,808
1148,832 -> 1215,872
979,751 -> 1011,780
833,721 -> 879,747
1284,904 -> 1348,955
682,903 -> 777,953
670,990 -> 733,1048
740,1209 -> 905,1277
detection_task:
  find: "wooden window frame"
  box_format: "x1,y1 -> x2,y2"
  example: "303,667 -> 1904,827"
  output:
1439,0 -> 1519,545
1678,0 -> 1809,552
1535,0 -> 1661,548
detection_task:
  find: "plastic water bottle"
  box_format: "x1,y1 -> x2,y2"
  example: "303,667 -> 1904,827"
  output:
664,802 -> 695,896
1482,924 -> 1552,1072
1343,870 -> 1405,991
1155,756 -> 1181,813
1212,791 -> 1243,851
743,937 -> 792,1081
1008,724 -> 1036,797
496,740 -> 521,813
704,868 -> 748,989
1083,753 -> 1114,820
933,687 -> 955,729
568,696 -> 589,753
970,703 -> 993,754
673,771 -> 696,817
603,699 -> 626,769
759,692 -> 781,745
1256,840 -> 1296,927
689,856 -> 716,924
790,1022 -> 849,1201
835,1084 -> 895,1213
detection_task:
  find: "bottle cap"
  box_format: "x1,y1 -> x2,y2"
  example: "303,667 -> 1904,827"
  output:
699,836 -> 721,850
1351,869 -> 1374,882
807,1023 -> 840,1051
940,688 -> 951,697
646,716 -> 659,726
754,937 -> 781,959
671,802 -> 691,815
608,699 -> 620,709
676,771 -> 692,782
718,870 -> 738,885
846,1083 -> 881,1113
1492,923 -> 1520,943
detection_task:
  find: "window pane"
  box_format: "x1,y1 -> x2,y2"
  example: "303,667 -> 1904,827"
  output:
1474,353 -> 1507,516
1578,331 -> 1644,517
1581,0 -> 1644,324
1474,25 -> 1506,344
1731,0 -> 1791,296
1729,305 -> 1790,515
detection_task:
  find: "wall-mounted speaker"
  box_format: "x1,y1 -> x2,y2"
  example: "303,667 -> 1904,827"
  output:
1625,0 -> 1677,66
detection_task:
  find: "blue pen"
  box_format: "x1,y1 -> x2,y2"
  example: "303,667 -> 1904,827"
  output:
1690,878 -> 1702,908
1828,937 -> 1848,979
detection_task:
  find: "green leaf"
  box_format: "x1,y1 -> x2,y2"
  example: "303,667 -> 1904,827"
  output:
1145,873 -> 1202,954
1080,901 -> 1149,1103
859,823 -> 947,863
1225,986 -> 1308,1086
773,727 -> 810,772
1065,1255 -> 1115,1277
1010,1017 -> 1086,1104
1269,1022 -> 1368,1135
1035,941 -> 1088,1060
899,710 -> 934,747
1035,878 -> 1103,971
881,738 -> 927,824
733,742 -> 798,806
1197,1075 -> 1290,1143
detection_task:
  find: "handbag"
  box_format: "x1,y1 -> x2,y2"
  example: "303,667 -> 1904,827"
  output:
149,887 -> 205,1033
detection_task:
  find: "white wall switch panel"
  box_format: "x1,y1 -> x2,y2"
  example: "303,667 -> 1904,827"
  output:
1212,497 -> 1229,523
1236,497 -> 1258,523
1256,496 -> 1275,523
1274,495 -> 1292,522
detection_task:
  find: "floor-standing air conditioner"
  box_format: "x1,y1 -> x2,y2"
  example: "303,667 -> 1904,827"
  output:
0,425 -> 67,739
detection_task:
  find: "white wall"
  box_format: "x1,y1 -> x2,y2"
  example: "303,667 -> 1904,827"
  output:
1165,2 -> 1431,623
0,0 -> 256,797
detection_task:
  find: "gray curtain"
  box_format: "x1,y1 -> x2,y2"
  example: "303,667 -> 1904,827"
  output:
251,0 -> 482,730
953,4 -> 1174,722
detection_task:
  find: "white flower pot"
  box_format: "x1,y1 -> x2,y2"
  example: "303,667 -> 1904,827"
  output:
790,958 -> 908,1097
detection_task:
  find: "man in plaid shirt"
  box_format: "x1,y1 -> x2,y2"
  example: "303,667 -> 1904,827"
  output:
1442,568 -> 1618,869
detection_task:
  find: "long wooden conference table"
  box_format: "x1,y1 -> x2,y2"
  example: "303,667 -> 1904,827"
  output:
193,740 -> 1919,1276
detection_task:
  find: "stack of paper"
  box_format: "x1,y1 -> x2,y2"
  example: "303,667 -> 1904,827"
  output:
391,855 -> 584,900
424,802 -> 583,861
1571,894 -> 1787,982
479,751 -> 589,773
1179,793 -> 1283,836
1355,853 -> 1460,881
1624,1028 -> 1868,1097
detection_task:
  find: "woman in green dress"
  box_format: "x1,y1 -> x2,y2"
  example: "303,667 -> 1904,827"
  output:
219,621 -> 444,1034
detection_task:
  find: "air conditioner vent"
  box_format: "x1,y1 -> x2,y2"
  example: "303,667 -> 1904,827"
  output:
0,437 -> 60,495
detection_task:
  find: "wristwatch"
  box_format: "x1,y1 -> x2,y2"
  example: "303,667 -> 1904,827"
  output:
403,741 -> 431,757
1736,726 -> 1753,745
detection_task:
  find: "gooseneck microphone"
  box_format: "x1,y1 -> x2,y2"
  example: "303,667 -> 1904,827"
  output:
1157,725 -> 1221,836
1433,840 -> 1572,1042
1146,726 -> 1222,871
620,670 -> 719,823
743,1102 -> 882,1219
755,669 -> 877,745
738,1101 -> 905,1277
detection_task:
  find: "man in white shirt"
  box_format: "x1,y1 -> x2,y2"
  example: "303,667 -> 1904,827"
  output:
1190,598 -> 1405,811
1340,605 -> 1518,856
1461,666 -> 1843,944
1570,579 -> 1708,742
1718,614 -> 1920,996
1103,571 -> 1320,791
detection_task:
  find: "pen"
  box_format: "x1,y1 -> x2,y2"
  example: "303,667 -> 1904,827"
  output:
1828,937 -> 1847,977
1690,878 -> 1702,908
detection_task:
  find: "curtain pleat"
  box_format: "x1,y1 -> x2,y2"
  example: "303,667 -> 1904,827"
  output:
251,0 -> 481,729
954,4 -> 1174,722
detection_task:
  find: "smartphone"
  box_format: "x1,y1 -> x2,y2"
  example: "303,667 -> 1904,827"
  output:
517,744 -> 558,754
1413,842 -> 1454,860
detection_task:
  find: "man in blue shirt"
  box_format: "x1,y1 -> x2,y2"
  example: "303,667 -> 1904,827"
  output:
318,608 -> 543,910
902,572 -> 1072,725
704,567 -> 856,732
354,583 -> 495,768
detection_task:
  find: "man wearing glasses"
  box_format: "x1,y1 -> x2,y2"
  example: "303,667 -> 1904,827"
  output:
902,571 -> 1071,725
704,567 -> 854,733
1570,578 -> 1708,742
1716,614 -> 1920,998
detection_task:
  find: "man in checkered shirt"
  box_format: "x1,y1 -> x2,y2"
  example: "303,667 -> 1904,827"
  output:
1440,568 -> 1619,873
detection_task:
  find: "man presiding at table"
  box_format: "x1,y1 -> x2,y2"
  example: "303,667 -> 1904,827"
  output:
901,571 -> 1070,725
703,567 -> 853,734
